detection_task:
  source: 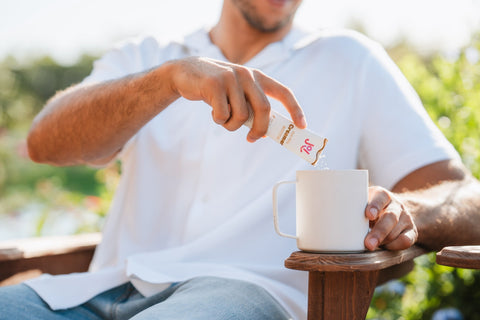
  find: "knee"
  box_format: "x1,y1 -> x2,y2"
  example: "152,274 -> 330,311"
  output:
178,276 -> 291,319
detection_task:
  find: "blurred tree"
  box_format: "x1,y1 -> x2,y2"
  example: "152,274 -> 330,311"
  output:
0,54 -> 96,131
368,34 -> 480,320
0,54 -> 114,237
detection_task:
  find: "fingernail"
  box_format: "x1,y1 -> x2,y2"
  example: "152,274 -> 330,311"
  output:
299,117 -> 307,128
368,237 -> 378,249
369,207 -> 378,219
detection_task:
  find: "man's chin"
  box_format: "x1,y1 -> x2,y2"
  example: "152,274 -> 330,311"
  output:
246,17 -> 291,33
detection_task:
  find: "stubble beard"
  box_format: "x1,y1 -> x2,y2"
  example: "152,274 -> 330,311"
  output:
232,0 -> 296,33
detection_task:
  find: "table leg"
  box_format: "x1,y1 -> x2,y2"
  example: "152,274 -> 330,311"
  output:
307,270 -> 379,320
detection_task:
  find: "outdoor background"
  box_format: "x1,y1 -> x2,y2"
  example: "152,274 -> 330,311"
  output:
1,0 -> 480,319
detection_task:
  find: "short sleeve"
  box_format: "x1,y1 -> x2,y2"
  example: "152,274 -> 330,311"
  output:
82,36 -> 169,85
79,36 -> 185,162
356,42 -> 460,189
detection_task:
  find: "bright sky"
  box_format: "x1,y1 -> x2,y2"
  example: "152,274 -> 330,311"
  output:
2,0 -> 480,64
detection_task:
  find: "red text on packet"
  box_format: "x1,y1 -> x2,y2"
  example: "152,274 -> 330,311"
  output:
300,139 -> 314,154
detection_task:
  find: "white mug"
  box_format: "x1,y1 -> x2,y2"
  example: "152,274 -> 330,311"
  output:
272,169 -> 369,252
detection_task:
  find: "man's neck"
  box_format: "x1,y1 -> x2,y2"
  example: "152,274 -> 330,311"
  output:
209,5 -> 292,64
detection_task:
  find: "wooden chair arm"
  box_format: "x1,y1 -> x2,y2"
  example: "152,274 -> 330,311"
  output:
0,233 -> 101,286
285,245 -> 429,320
285,245 -> 427,272
436,245 -> 480,269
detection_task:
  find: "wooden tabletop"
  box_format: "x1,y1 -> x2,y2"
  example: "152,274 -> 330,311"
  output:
285,245 -> 428,272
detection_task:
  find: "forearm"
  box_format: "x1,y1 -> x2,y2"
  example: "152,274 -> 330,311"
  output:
398,176 -> 480,251
27,62 -> 179,166
27,56 -> 307,166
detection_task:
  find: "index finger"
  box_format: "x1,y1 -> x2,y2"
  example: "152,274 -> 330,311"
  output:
254,70 -> 307,129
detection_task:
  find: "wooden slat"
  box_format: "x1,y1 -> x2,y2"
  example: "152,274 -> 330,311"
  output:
0,233 -> 101,285
0,233 -> 101,261
436,245 -> 480,269
285,245 -> 428,272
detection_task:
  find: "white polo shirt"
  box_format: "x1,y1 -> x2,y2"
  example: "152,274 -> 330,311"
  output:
27,27 -> 459,319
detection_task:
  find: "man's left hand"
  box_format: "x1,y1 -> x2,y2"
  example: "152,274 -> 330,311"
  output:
364,186 -> 418,251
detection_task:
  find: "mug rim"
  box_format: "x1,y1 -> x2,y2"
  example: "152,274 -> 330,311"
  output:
296,169 -> 369,179
296,169 -> 368,173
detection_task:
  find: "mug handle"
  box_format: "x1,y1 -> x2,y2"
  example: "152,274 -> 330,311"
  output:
272,180 -> 297,239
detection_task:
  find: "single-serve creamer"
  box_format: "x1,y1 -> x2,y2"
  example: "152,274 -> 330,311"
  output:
244,109 -> 328,166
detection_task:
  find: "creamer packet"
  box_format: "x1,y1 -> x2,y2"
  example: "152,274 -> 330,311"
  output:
244,110 -> 327,166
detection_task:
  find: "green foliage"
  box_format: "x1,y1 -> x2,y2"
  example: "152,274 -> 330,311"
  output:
368,253 -> 480,319
0,54 -> 115,237
368,35 -> 480,319
0,55 -> 95,131
398,39 -> 480,178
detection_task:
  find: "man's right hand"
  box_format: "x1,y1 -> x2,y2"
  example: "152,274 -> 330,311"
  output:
27,56 -> 306,166
165,57 -> 307,142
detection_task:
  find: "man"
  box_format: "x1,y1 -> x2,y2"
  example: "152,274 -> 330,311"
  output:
1,0 -> 480,319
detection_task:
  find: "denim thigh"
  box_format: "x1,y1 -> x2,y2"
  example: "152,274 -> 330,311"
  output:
0,277 -> 292,320
129,276 -> 292,320
0,283 -> 99,320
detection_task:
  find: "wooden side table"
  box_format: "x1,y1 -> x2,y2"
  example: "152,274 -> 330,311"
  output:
285,245 -> 428,320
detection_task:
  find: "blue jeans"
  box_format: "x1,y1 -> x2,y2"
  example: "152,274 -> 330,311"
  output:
0,276 -> 292,319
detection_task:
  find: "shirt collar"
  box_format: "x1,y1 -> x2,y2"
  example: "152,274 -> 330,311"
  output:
180,25 -> 312,69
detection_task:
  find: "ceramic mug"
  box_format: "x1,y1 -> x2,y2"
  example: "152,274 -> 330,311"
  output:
272,169 -> 369,252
